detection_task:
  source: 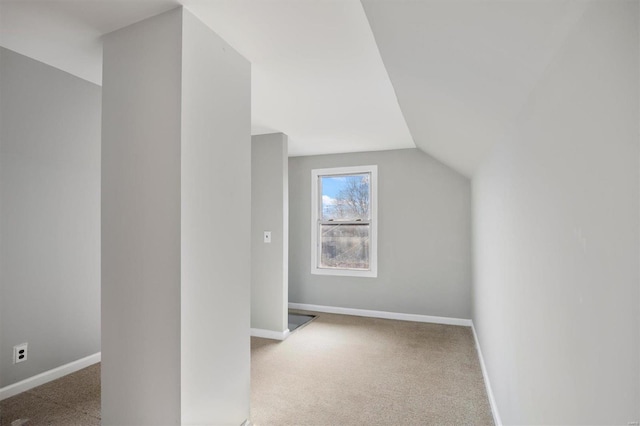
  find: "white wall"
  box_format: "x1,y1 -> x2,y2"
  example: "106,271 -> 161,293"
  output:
180,9 -> 251,424
251,133 -> 288,334
289,148 -> 472,319
473,1 -> 639,423
0,47 -> 101,388
102,7 -> 251,424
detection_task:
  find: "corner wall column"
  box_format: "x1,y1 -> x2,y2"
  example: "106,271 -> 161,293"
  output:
101,7 -> 251,424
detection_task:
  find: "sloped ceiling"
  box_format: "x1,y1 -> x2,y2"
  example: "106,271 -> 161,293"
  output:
0,0 -> 414,158
361,0 -> 588,176
0,0 -> 587,175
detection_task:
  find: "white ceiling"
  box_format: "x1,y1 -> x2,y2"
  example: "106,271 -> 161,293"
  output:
0,0 -> 177,85
0,0 -> 415,158
362,0 -> 588,176
0,0 -> 589,175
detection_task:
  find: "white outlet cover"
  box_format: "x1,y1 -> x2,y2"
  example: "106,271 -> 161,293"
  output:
264,231 -> 272,243
14,342 -> 28,364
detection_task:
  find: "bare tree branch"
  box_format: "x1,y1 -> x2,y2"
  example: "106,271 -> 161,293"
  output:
334,175 -> 369,220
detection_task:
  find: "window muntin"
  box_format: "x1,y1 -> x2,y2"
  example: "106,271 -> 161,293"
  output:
311,166 -> 377,277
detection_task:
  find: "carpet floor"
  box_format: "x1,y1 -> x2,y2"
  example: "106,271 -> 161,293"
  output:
0,363 -> 100,426
0,311 -> 493,425
252,311 -> 493,425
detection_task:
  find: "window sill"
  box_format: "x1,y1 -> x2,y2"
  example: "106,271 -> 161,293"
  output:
311,267 -> 377,278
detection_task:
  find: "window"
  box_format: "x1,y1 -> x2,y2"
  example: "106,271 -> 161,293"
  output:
311,165 -> 377,277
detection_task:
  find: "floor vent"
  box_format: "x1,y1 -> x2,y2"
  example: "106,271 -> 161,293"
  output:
288,313 -> 316,332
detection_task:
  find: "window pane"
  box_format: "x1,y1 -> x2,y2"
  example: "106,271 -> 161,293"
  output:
321,173 -> 370,221
320,224 -> 369,270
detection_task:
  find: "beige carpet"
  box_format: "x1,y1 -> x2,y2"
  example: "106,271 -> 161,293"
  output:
252,311 -> 493,425
0,311 -> 493,425
0,363 -> 100,426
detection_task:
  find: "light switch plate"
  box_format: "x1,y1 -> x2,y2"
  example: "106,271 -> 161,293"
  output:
263,231 -> 271,243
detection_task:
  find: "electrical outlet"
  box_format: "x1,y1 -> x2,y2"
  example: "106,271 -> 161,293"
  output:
13,343 -> 28,364
263,231 -> 272,243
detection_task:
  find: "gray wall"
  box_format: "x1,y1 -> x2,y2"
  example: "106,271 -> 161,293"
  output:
472,1 -> 639,423
289,148 -> 472,319
251,133 -> 288,333
101,9 -> 182,423
102,8 -> 251,424
0,47 -> 101,387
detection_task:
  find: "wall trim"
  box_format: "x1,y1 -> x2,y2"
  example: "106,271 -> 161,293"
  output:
288,303 -> 472,327
250,328 -> 290,340
0,352 -> 101,401
471,322 -> 502,426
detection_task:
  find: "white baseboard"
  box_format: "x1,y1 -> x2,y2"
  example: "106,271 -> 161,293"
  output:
0,352 -> 101,401
250,328 -> 290,340
288,303 -> 472,327
471,323 -> 502,426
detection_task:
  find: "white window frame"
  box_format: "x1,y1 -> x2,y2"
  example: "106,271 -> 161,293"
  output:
310,165 -> 378,278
